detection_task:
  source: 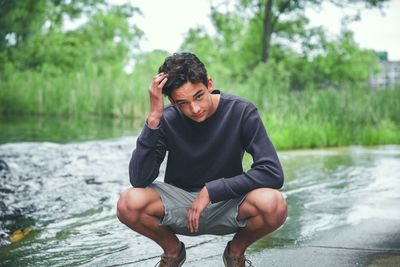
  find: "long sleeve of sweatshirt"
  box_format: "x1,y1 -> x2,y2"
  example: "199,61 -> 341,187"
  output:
129,123 -> 167,188
205,105 -> 284,203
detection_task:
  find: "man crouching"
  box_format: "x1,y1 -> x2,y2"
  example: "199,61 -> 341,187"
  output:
117,52 -> 287,267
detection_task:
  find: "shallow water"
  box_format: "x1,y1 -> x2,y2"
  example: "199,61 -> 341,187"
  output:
0,115 -> 141,144
0,117 -> 399,266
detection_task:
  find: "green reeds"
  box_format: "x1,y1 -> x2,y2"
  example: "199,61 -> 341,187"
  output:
1,67 -> 399,149
254,87 -> 400,150
0,66 -> 149,118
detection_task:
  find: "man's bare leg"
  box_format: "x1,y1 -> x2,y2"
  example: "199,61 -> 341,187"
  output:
228,188 -> 288,256
117,187 -> 182,257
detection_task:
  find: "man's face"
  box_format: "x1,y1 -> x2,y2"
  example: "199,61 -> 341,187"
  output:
169,79 -> 216,123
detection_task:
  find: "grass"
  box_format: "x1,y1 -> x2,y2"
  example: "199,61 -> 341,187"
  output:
1,67 -> 399,150
0,66 -> 148,118
256,87 -> 400,150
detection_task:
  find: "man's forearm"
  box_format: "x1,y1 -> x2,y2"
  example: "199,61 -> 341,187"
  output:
129,124 -> 166,187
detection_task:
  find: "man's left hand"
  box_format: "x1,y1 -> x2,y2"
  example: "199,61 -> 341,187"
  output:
187,186 -> 210,233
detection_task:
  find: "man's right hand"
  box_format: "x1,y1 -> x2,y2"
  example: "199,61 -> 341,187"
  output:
147,72 -> 168,129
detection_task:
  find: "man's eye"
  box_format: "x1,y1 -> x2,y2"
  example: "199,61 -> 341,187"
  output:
196,94 -> 203,100
178,102 -> 186,106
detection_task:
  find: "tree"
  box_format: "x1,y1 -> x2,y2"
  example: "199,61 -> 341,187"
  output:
179,0 -> 387,91
0,0 -> 143,73
208,0 -> 390,64
0,0 -> 109,50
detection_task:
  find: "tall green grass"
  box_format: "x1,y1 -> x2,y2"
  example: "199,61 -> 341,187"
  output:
0,66 -> 149,118
254,88 -> 400,150
0,67 -> 399,150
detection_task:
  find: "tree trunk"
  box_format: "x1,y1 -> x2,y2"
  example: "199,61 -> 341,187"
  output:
262,0 -> 273,63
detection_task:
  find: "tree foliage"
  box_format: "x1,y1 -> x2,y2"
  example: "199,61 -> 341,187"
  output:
180,0 -> 387,91
0,0 -> 143,73
226,0 -> 389,64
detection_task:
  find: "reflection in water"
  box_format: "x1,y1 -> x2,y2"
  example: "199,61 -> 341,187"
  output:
0,139 -> 399,266
0,115 -> 142,144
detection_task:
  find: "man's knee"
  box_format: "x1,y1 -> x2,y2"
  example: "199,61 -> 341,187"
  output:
248,188 -> 288,226
116,188 -> 154,224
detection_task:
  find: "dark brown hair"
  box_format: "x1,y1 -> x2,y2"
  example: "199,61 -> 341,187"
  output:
158,52 -> 208,97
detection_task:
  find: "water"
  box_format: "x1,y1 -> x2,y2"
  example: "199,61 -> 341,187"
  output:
0,116 -> 399,266
0,115 -> 142,144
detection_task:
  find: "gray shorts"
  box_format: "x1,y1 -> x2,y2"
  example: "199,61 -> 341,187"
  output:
149,181 -> 247,236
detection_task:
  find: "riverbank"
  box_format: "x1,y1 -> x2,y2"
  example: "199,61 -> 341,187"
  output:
1,84 -> 400,150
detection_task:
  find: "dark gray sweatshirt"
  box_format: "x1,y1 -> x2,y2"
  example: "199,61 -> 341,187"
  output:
129,91 -> 284,203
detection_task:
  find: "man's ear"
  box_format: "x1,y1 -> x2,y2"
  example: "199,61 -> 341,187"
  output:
207,78 -> 213,92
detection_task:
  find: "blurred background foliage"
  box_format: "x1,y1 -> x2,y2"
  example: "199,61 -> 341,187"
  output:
0,0 -> 398,149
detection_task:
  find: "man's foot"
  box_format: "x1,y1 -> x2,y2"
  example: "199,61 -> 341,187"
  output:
156,242 -> 186,267
223,242 -> 253,267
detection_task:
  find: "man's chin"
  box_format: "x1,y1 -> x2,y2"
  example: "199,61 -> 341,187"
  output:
191,118 -> 205,123
190,114 -> 206,123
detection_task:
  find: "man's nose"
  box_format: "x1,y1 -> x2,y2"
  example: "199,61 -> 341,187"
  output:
190,103 -> 200,114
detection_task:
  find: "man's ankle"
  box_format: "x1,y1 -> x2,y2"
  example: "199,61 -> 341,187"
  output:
164,241 -> 182,257
227,241 -> 245,257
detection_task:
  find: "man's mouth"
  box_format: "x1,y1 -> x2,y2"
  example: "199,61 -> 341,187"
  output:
193,112 -> 204,118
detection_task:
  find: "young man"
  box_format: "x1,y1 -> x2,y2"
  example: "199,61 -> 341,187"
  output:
117,52 -> 287,267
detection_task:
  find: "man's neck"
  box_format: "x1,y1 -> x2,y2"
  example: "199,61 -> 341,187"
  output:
208,92 -> 221,118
